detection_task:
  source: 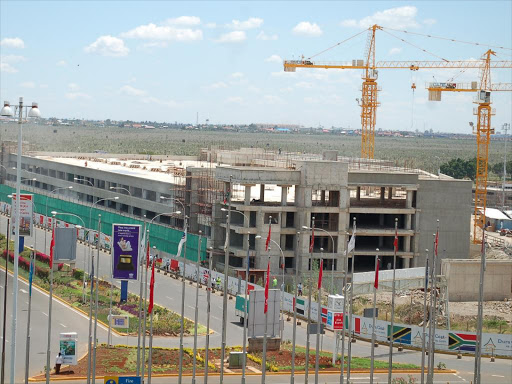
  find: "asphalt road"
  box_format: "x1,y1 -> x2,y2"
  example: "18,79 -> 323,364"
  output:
0,215 -> 510,383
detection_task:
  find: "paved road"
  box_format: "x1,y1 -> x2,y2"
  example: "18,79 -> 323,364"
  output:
0,215 -> 510,383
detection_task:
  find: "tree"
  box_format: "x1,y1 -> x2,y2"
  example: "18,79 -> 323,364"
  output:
440,158 -> 476,180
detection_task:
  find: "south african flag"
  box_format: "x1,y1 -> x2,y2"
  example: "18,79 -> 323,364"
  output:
449,332 -> 476,352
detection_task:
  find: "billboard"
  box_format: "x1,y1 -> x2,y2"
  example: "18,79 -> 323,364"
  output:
59,332 -> 78,365
112,224 -> 140,280
10,194 -> 33,236
54,227 -> 77,261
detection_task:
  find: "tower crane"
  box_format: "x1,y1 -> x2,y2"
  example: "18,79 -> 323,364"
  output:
426,50 -> 512,243
283,25 -> 512,160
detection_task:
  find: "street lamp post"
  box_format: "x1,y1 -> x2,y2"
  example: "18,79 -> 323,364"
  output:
74,177 -> 94,188
45,215 -> 56,384
110,186 -> 132,195
290,231 -> 301,384
45,186 -> 73,253
1,98 -> 41,384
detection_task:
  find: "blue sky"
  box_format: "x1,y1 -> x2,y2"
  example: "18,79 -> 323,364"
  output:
1,1 -> 511,132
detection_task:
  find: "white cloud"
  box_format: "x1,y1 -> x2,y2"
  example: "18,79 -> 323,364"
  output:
388,47 -> 402,55
231,72 -> 244,78
340,6 -> 420,29
121,23 -> 202,41
292,22 -> 322,37
20,81 -> 35,89
247,85 -> 261,93
205,22 -> 217,29
165,16 -> 201,26
205,81 -> 228,90
295,81 -> 314,89
226,96 -> 245,104
215,31 -> 246,43
263,95 -> 284,104
0,62 -> 18,73
228,17 -> 263,30
423,18 -> 437,26
56,60 -> 67,67
0,37 -> 25,49
65,92 -> 92,100
141,96 -> 179,108
84,35 -> 129,57
265,54 -> 282,63
68,83 -> 80,91
257,31 -> 278,41
0,55 -> 26,73
39,84 -> 48,89
120,85 -> 148,97
141,41 -> 169,49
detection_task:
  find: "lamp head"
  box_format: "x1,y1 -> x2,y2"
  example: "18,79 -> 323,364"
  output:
255,235 -> 262,239
68,186 -> 73,189
175,210 -> 181,215
302,225 -> 309,230
7,194 -> 12,198
113,196 -> 119,200
221,208 -> 227,212
0,101 -> 13,117
28,102 -> 41,118
109,187 -> 115,190
76,225 -> 82,229
51,210 -> 57,215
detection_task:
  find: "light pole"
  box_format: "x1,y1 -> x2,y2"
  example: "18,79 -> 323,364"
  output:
220,207 -> 252,384
290,231 -> 301,384
110,186 -> 132,195
302,226 -> 336,294
502,123 -> 510,208
20,177 -> 37,187
74,177 -> 94,187
1,98 -> 41,384
204,247 -> 213,384
45,186 -> 73,253
192,230 -> 202,384
51,212 -> 86,301
24,246 -> 35,384
45,214 -> 56,384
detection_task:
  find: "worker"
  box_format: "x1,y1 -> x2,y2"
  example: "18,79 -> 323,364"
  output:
272,276 -> 278,288
298,282 -> 303,296
216,276 -> 221,290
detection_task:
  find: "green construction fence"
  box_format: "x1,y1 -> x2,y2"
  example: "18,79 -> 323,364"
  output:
0,184 -> 206,261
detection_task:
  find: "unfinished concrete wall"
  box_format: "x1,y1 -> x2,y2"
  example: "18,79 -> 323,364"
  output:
442,259 -> 512,301
416,178 -> 472,268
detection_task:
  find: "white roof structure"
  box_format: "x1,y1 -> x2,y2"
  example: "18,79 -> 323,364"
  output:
482,208 -> 511,220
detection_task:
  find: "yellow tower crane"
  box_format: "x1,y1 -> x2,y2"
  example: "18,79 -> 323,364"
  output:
283,26 -> 512,160
426,50 -> 512,243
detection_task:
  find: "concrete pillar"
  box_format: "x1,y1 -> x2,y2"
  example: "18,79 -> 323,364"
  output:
380,187 -> 385,201
403,257 -> 410,268
356,187 -> 361,201
378,236 -> 384,248
406,190 -> 413,209
406,214 -> 412,230
281,212 -> 287,228
244,185 -> 252,205
243,234 -> 249,251
142,189 -> 148,200
405,236 -> 411,252
388,187 -> 393,199
260,184 -> 265,202
281,186 -> 288,206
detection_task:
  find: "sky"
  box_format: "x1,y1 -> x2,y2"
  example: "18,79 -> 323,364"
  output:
1,1 -> 511,133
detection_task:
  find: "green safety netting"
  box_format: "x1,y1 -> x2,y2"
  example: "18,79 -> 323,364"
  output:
0,184 -> 206,261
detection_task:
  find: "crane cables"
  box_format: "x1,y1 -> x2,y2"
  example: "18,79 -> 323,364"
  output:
380,28 -> 449,62
380,26 -> 512,51
308,29 -> 368,60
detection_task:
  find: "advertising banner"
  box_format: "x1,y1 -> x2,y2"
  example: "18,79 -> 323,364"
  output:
59,332 -> 78,365
10,194 -> 33,236
112,224 -> 140,280
110,315 -> 130,329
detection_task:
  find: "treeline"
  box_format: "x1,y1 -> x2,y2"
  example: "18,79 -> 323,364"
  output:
440,158 -> 512,180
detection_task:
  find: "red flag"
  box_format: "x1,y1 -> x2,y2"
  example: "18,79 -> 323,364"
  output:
146,240 -> 150,269
434,230 -> 439,257
49,227 -> 55,269
148,258 -> 155,314
393,227 -> 398,253
317,259 -> 323,290
374,257 -> 379,290
264,259 -> 270,313
265,221 -> 271,252
309,226 -> 315,253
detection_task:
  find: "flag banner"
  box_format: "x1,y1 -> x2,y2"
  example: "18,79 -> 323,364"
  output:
148,259 -> 155,314
223,188 -> 230,204
265,221 -> 271,251
435,229 -> 439,257
374,257 -> 379,290
388,325 -> 412,345
309,225 -> 315,253
50,227 -> 55,268
449,332 -> 476,352
10,194 -> 33,237
112,224 -> 140,280
318,259 -> 323,290
394,227 -> 398,253
347,234 -> 356,254
264,260 -> 270,313
425,258 -> 429,289
177,228 -> 187,257
146,240 -> 150,269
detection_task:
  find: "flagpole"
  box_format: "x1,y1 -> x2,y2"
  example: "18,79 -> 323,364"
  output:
420,249 -> 429,384
388,218 -> 399,382
474,228 -> 486,384
178,216 -> 189,384
305,216 -> 315,384
242,236 -> 251,384
369,249 -> 379,384
24,249 -> 35,384
220,175 -> 232,384
92,215 -> 102,382
347,217 -> 356,382
86,226 -> 95,384
290,231 -> 301,384
192,230 -> 202,384
427,229 -> 438,384
339,231 -> 350,384
136,218 -> 147,376
148,308 -> 154,384
261,252 -> 271,384
204,247 -> 213,384
141,231 -> 150,382
1,218 -> 9,384
429,224 -> 440,383
45,215 -> 56,384
314,253 -> 323,384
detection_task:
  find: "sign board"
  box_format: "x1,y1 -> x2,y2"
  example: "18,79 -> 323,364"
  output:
308,323 -> 325,334
248,289 -> 281,338
104,377 -> 141,384
327,294 -> 344,311
59,332 -> 78,365
54,227 -> 77,261
112,224 -> 140,280
326,310 -> 344,330
110,315 -> 130,329
10,194 -> 33,236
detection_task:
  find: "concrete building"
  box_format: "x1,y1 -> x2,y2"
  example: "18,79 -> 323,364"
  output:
0,144 -> 472,286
